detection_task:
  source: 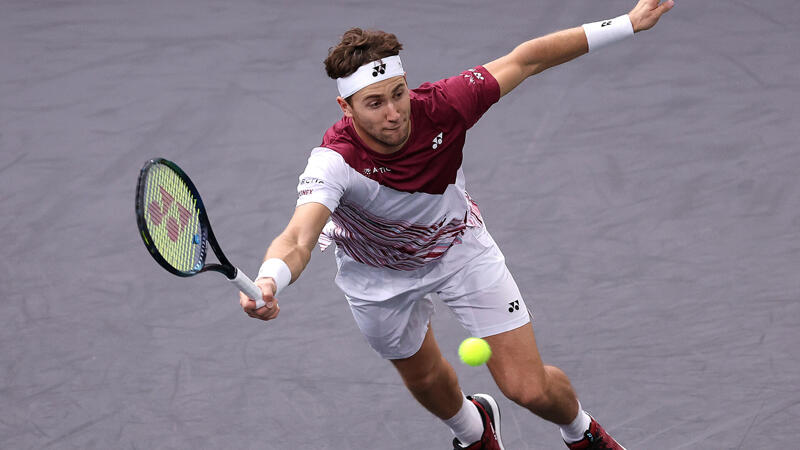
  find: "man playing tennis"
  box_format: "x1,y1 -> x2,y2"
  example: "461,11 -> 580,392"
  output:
241,1 -> 673,448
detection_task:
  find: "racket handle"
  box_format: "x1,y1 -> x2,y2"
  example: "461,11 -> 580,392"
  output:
231,268 -> 266,309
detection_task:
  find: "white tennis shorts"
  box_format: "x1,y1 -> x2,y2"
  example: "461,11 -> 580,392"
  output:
335,225 -> 531,359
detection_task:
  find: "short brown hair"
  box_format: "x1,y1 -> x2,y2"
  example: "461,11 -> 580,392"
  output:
324,28 -> 403,80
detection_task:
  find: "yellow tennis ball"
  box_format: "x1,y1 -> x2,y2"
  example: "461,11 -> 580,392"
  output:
458,337 -> 491,366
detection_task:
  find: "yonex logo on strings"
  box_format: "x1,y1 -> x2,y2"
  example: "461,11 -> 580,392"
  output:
148,186 -> 192,243
508,300 -> 520,313
432,132 -> 444,149
372,63 -> 387,77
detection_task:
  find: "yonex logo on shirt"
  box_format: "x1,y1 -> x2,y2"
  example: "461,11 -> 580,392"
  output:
432,132 -> 444,150
372,63 -> 387,77
508,300 -> 520,313
463,68 -> 484,85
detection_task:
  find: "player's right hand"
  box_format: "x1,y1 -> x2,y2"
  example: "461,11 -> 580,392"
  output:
240,277 -> 280,321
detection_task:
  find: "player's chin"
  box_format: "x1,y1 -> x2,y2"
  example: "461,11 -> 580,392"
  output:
381,128 -> 409,146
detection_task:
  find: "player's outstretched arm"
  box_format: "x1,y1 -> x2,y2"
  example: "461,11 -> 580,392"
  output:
484,0 -> 674,97
240,202 -> 331,321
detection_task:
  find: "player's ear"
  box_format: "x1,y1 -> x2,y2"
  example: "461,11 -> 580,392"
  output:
337,96 -> 353,118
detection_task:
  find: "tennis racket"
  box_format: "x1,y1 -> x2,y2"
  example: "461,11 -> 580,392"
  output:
135,158 -> 265,309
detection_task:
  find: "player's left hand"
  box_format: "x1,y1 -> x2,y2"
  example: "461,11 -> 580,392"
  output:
629,0 -> 675,33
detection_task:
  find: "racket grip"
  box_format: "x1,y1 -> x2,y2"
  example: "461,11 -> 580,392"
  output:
231,268 -> 266,309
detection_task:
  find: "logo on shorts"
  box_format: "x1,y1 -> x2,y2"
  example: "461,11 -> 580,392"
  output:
508,300 -> 520,313
372,62 -> 387,77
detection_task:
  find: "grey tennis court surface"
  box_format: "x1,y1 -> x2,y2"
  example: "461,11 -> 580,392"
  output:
2,1 -> 798,448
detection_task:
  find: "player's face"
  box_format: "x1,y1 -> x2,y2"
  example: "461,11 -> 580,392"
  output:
340,76 -> 411,154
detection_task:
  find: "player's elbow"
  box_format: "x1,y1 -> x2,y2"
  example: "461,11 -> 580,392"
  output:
517,42 -> 550,77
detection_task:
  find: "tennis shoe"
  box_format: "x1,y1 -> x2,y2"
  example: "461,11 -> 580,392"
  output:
452,394 -> 504,450
564,415 -> 625,450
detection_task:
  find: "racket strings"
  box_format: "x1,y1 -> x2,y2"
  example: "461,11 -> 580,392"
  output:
143,164 -> 203,272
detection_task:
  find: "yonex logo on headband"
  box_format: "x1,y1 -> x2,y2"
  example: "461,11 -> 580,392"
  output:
337,55 -> 404,98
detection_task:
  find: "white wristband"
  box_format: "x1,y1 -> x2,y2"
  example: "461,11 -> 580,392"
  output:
582,14 -> 634,52
256,258 -> 292,295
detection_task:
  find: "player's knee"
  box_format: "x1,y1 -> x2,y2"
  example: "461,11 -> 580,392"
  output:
400,358 -> 454,394
499,379 -> 548,411
402,370 -> 438,393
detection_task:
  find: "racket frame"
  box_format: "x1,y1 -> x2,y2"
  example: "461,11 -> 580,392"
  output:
135,158 -> 265,308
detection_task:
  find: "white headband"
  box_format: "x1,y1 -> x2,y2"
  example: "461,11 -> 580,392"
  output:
336,55 -> 404,98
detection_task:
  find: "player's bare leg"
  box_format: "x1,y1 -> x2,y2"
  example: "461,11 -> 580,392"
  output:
390,325 -> 463,419
484,322 -> 579,424
485,323 -> 625,448
391,325 -> 504,448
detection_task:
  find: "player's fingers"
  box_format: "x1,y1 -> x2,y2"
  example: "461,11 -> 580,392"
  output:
258,291 -> 276,310
659,0 -> 675,14
240,294 -> 262,315
260,286 -> 277,308
639,0 -> 657,12
239,292 -> 251,310
254,303 -> 280,321
246,300 -> 266,318
264,303 -> 280,320
256,280 -> 277,307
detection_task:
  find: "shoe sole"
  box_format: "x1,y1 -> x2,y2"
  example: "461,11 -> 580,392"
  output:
472,394 -> 504,450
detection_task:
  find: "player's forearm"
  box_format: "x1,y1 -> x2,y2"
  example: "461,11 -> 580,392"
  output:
484,27 -> 589,97
512,27 -> 589,78
487,1 -> 674,98
257,202 -> 331,293
264,233 -> 313,284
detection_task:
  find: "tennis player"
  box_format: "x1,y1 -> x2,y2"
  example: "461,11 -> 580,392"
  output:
241,1 -> 673,448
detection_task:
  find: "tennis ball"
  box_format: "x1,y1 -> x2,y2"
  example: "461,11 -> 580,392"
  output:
458,337 -> 491,366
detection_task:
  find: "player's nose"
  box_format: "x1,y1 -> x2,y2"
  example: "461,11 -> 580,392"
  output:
386,101 -> 401,121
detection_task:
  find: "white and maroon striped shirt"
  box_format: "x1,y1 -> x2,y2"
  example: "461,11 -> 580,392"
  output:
297,66 -> 500,271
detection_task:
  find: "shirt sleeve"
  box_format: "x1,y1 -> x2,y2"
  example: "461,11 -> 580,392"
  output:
296,147 -> 349,213
430,65 -> 501,129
